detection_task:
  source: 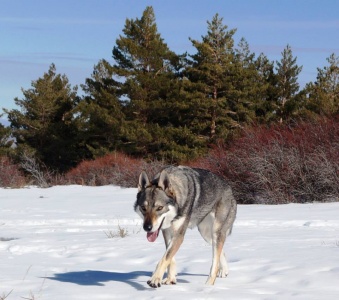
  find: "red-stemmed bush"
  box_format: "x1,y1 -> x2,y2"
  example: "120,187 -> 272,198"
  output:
63,152 -> 166,187
0,156 -> 27,188
192,117 -> 339,204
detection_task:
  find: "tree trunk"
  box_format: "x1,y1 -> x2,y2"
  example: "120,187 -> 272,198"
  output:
211,87 -> 217,138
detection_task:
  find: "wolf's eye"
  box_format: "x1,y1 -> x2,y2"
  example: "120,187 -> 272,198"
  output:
156,206 -> 163,211
140,205 -> 146,212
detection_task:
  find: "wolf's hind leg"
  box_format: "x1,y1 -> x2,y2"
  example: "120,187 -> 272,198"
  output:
198,213 -> 227,284
218,252 -> 228,278
204,194 -> 236,285
205,228 -> 226,285
198,213 -> 228,278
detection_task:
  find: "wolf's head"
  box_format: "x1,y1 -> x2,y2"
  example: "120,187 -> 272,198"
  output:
134,170 -> 177,242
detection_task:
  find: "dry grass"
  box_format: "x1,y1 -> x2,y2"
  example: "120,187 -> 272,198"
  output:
0,290 -> 13,300
104,225 -> 129,238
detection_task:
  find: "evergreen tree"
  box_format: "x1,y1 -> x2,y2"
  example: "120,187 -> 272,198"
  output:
233,38 -> 264,124
275,44 -> 303,122
112,6 -> 181,124
0,122 -> 13,156
305,53 -> 339,116
4,64 -> 80,171
76,60 -> 125,157
254,53 -> 279,122
108,6 -> 202,161
184,14 -> 237,141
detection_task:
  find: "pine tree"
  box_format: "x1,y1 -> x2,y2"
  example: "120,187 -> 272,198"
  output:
0,122 -> 13,156
232,38 -> 263,124
107,6 -> 202,161
305,53 -> 339,116
76,60 -> 125,157
184,14 -> 237,141
254,53 -> 279,122
112,6 -> 180,124
275,44 -> 303,122
4,64 -> 80,171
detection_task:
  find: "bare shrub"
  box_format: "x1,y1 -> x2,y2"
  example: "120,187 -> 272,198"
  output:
104,225 -> 129,238
0,290 -> 13,300
192,117 -> 339,204
21,290 -> 37,300
63,152 -> 166,187
0,156 -> 26,188
20,152 -> 52,188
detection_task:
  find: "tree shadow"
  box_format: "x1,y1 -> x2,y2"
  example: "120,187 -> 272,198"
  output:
46,270 -> 151,290
0,237 -> 18,241
45,270 -> 205,290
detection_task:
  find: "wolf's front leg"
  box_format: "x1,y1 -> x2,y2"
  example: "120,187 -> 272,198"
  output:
161,228 -> 177,285
162,257 -> 177,285
148,234 -> 184,288
147,257 -> 169,288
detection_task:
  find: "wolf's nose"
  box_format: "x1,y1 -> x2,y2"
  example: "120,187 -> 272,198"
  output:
143,223 -> 152,232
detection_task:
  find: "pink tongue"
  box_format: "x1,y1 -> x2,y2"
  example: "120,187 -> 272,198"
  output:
147,230 -> 159,242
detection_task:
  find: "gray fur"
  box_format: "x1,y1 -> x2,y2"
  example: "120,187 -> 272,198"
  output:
134,165 -> 237,288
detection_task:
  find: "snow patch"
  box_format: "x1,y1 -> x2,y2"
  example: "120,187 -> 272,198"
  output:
0,186 -> 338,299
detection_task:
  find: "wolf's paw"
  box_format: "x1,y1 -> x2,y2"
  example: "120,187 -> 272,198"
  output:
205,276 -> 216,285
162,277 -> 177,285
147,276 -> 162,288
218,261 -> 229,278
218,268 -> 228,278
218,270 -> 228,278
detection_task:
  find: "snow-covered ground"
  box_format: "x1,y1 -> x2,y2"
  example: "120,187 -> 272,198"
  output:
1,185 -> 339,299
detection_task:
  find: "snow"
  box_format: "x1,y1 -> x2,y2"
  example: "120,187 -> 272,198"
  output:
1,185 -> 339,299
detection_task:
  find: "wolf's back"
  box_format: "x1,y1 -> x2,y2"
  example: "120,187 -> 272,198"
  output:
154,166 -> 236,228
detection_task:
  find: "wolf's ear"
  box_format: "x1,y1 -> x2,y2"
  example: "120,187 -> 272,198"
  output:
158,170 -> 171,191
158,170 -> 175,198
138,171 -> 150,191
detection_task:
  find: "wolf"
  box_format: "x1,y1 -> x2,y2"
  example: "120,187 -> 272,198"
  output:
134,165 -> 237,288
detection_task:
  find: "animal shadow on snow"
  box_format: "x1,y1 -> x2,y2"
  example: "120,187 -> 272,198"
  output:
46,270 -> 202,290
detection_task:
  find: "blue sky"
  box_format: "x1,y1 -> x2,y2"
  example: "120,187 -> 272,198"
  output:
1,0 -> 339,114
